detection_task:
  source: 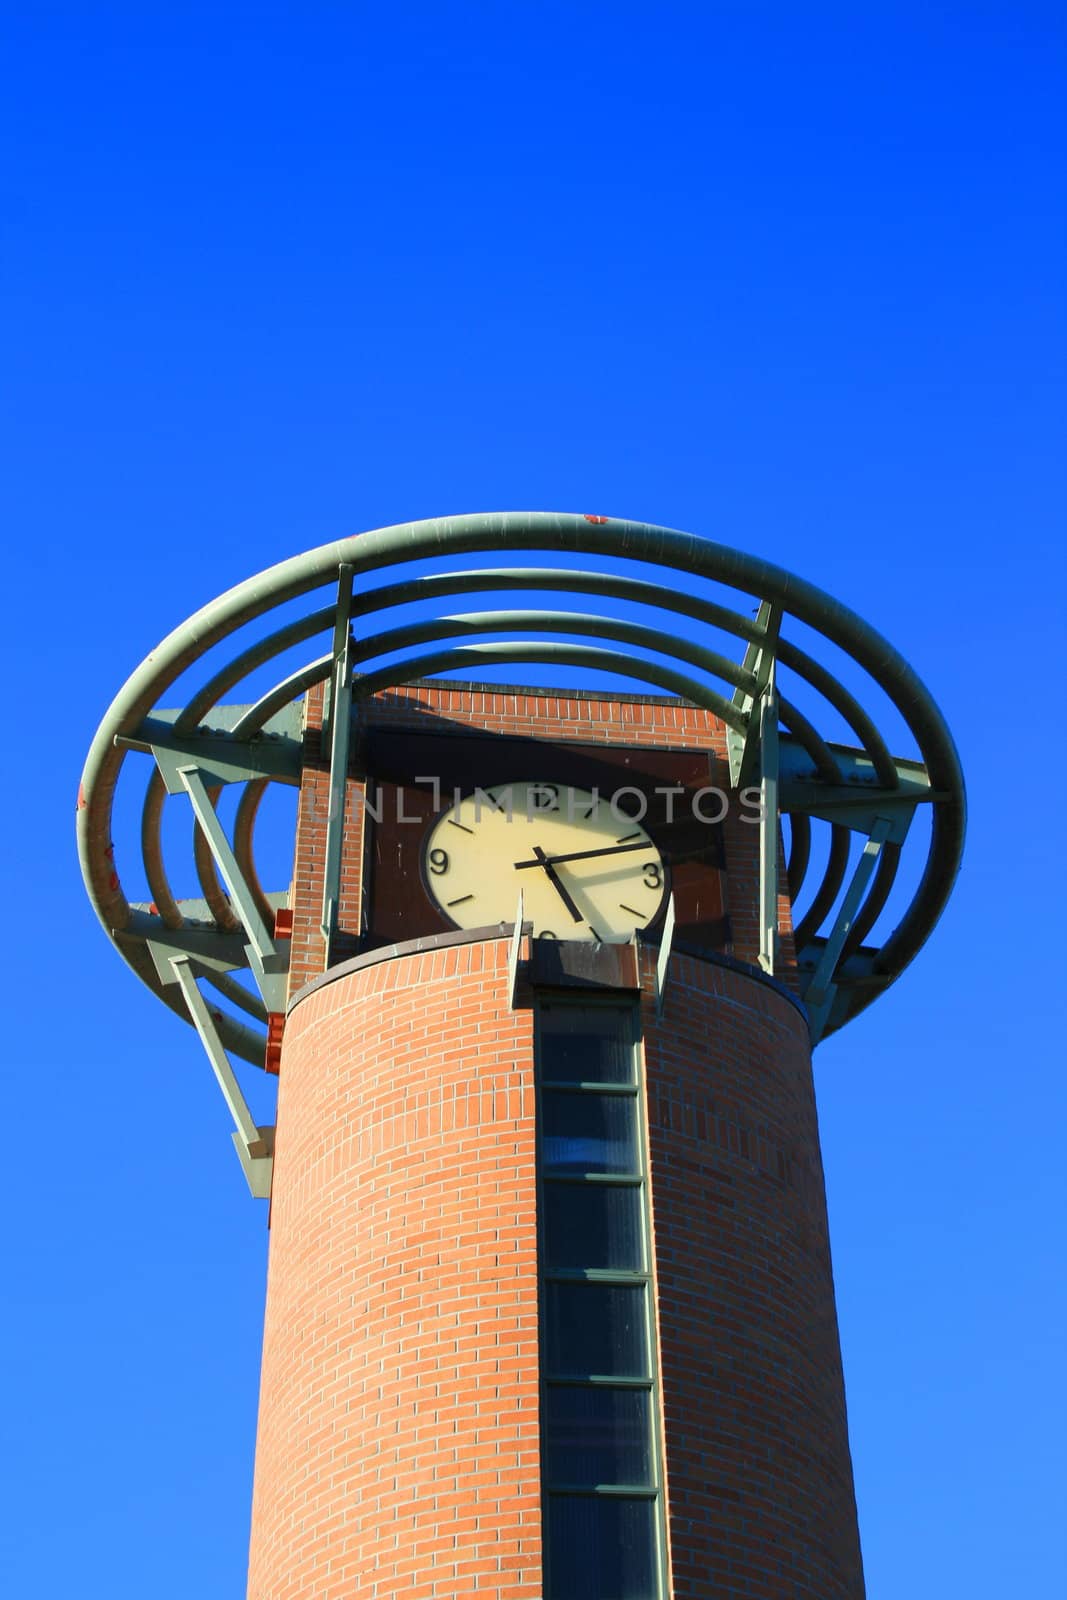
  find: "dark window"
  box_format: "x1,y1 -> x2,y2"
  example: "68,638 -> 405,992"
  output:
543,1181 -> 644,1271
542,1090 -> 639,1174
546,1494 -> 658,1600
540,1004 -> 635,1083
536,1002 -> 664,1599
544,1385 -> 654,1486
545,1281 -> 649,1378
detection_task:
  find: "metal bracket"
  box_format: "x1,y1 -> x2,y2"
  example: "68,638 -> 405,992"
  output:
655,892 -> 677,1016
727,600 -> 782,788
129,898 -> 278,966
118,704 -> 303,786
321,563 -> 356,944
795,942 -> 883,1037
149,751 -> 288,1011
170,956 -> 275,1199
805,817 -> 893,1042
780,742 -> 940,843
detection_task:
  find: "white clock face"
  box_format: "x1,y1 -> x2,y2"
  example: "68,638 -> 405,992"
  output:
422,781 -> 667,942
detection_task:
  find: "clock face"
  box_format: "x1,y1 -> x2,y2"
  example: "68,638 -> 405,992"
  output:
421,781 -> 667,942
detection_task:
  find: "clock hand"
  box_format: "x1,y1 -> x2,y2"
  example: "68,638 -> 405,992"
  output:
513,840 -> 652,870
530,845 -> 584,924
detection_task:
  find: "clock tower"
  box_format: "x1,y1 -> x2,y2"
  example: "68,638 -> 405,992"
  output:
77,512 -> 965,1600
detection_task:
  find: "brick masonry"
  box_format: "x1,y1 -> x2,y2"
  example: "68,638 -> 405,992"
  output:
248,682 -> 863,1597
248,937 -> 541,1600
638,947 -> 864,1597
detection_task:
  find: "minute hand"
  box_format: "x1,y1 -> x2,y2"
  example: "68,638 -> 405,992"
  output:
513,841 -> 654,869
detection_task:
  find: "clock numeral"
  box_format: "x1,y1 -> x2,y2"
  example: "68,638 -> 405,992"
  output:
643,861 -> 663,889
428,848 -> 450,875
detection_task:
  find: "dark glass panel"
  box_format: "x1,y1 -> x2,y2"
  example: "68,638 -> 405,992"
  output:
540,1005 -> 635,1084
546,1494 -> 658,1599
545,1281 -> 649,1377
543,1181 -> 644,1271
545,1385 -> 653,1486
542,1091 -> 638,1175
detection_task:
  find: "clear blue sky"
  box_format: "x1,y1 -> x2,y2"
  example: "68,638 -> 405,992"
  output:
2,4 -> 1064,1595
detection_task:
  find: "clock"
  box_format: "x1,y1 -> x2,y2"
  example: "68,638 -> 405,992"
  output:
421,781 -> 667,942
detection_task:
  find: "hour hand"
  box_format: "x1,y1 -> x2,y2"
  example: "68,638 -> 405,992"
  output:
531,845 -> 583,924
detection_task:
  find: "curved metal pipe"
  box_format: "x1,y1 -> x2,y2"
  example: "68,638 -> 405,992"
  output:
842,840 -> 902,961
793,824 -> 853,952
786,813 -> 811,904
203,967 -> 269,1023
351,640 -> 741,713
233,778 -> 276,934
140,771 -> 183,929
174,605 -> 337,735
79,511 -> 964,1038
777,698 -> 841,785
349,612 -> 748,730
777,638 -> 898,789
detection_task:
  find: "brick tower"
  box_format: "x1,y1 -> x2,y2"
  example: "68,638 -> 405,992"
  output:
78,513 -> 965,1599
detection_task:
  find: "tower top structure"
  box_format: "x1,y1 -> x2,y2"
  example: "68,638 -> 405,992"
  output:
77,511 -> 966,1594
78,509 -> 964,1072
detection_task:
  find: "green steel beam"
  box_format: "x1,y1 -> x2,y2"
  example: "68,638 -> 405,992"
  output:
150,756 -> 287,1012
170,956 -> 263,1150
130,895 -> 286,985
170,956 -> 274,1199
728,600 -> 782,788
794,941 -> 885,1037
123,706 -> 302,787
804,818 -> 893,1042
758,666 -> 780,975
321,564 -> 356,944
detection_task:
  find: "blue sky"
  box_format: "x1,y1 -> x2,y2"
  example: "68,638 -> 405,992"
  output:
2,4 -> 1064,1595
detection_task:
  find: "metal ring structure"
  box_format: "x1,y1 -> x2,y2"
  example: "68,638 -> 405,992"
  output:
78,511 -> 965,1070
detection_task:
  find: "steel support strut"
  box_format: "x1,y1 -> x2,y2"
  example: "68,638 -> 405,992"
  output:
148,746 -> 288,1012
758,663 -> 780,975
728,600 -> 782,788
805,817 -> 893,1042
170,956 -> 274,1198
321,563 -> 356,945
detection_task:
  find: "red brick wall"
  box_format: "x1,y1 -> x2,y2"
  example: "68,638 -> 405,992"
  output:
248,937 -> 541,1600
252,681 -> 858,1598
640,948 -> 865,1598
